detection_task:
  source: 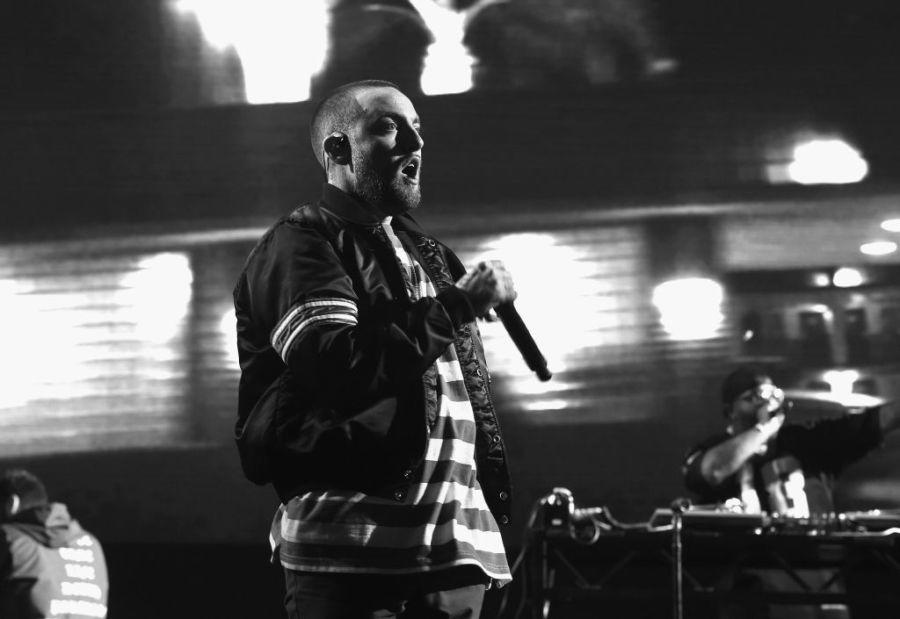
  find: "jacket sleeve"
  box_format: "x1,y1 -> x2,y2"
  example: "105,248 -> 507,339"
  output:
245,222 -> 475,413
778,407 -> 883,476
682,445 -> 710,496
682,432 -> 733,501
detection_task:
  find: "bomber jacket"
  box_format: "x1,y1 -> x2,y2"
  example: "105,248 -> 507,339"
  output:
233,183 -> 512,524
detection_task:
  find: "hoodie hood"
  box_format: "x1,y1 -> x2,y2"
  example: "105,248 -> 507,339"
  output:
4,502 -> 85,548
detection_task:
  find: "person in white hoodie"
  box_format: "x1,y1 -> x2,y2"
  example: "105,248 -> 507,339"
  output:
0,469 -> 108,619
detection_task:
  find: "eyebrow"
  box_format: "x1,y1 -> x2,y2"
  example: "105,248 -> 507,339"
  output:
371,111 -> 420,127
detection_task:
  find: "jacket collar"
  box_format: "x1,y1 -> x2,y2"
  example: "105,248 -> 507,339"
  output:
319,183 -> 383,226
318,183 -> 429,237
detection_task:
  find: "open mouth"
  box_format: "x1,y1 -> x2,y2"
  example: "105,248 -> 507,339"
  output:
400,158 -> 420,181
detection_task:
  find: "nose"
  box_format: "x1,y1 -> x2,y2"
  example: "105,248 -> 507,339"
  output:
401,125 -> 424,152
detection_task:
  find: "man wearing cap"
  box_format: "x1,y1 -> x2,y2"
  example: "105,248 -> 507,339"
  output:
683,365 -> 900,516
682,366 -> 900,619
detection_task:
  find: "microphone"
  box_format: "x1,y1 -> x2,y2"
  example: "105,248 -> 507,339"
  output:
495,302 -> 552,382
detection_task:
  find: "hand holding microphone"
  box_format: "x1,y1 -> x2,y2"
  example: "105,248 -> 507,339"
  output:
455,259 -> 517,317
456,260 -> 552,381
753,383 -> 787,424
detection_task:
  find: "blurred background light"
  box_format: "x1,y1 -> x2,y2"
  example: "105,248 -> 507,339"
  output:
832,266 -> 864,288
808,303 -> 833,317
174,0 -> 239,49
410,0 -> 474,95
859,241 -> 898,256
0,279 -> 42,409
521,399 -> 569,412
219,307 -> 239,370
470,230 -> 643,375
0,280 -> 111,410
652,277 -> 723,340
786,138 -> 869,185
882,219 -> 900,233
810,272 -> 832,287
822,369 -> 860,395
507,377 -> 582,397
0,251 -> 193,416
174,0 -> 329,103
119,253 -> 193,343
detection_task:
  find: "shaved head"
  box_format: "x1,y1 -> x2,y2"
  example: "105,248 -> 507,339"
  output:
309,79 -> 400,168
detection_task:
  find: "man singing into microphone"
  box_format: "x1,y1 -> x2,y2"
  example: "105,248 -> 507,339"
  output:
233,80 -> 515,618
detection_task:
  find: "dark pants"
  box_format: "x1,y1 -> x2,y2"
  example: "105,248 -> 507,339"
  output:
283,566 -> 488,619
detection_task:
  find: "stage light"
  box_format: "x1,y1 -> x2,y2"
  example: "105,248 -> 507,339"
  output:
652,277 -> 724,341
860,241 -> 897,256
832,267 -> 864,288
785,139 -> 868,185
881,219 -> 900,233
174,0 -> 329,103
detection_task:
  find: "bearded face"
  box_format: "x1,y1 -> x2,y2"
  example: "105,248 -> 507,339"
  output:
347,87 -> 424,216
352,147 -> 421,214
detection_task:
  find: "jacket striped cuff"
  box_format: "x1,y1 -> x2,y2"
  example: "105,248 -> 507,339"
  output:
271,297 -> 358,361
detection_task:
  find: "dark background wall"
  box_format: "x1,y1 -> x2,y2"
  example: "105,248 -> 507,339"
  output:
5,79 -> 900,241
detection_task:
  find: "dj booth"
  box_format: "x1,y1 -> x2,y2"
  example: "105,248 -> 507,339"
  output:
514,490 -> 900,619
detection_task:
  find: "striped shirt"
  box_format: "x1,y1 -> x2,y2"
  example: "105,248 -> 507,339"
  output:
269,218 -> 511,585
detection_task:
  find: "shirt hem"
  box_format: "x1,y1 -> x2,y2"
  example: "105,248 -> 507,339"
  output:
279,557 -> 513,588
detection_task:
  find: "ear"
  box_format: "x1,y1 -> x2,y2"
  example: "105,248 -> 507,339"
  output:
723,404 -> 735,420
323,132 -> 351,166
3,494 -> 20,518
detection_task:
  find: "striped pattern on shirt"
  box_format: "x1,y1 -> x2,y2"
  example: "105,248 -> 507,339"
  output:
381,217 -> 429,300
270,219 -> 511,585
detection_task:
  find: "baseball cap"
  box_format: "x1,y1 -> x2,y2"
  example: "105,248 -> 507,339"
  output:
721,365 -> 768,405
